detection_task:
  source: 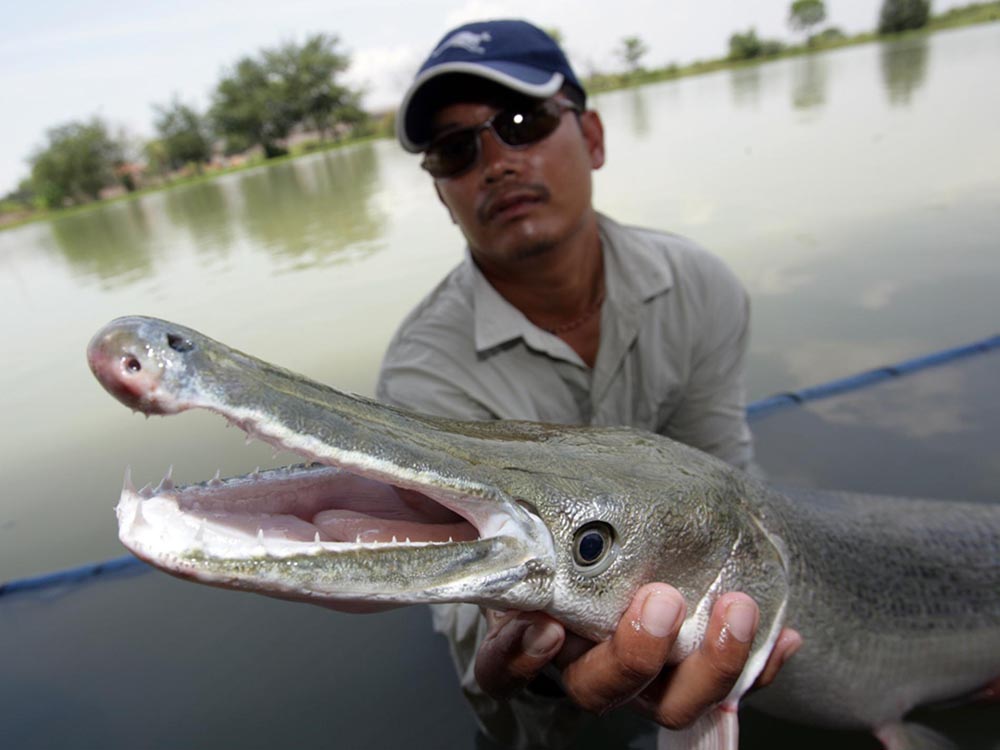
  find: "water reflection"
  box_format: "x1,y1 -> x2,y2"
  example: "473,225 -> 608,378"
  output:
236,143 -> 385,266
627,87 -> 651,138
879,35 -> 930,106
729,65 -> 762,110
47,200 -> 155,286
162,180 -> 237,256
791,54 -> 828,111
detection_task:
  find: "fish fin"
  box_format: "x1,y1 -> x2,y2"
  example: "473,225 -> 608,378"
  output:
875,721 -> 957,750
656,705 -> 738,750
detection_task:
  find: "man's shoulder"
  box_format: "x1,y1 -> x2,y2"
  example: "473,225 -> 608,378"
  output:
388,260 -> 476,348
600,214 -> 745,296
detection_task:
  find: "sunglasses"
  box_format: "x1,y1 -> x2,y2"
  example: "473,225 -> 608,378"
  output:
421,99 -> 582,179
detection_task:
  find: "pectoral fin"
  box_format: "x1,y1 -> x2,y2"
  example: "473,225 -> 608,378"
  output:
656,705 -> 739,750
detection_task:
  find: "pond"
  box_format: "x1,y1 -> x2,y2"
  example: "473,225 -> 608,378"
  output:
1,23 -> 998,750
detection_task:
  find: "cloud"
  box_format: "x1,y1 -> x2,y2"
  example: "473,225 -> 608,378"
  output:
346,45 -> 424,112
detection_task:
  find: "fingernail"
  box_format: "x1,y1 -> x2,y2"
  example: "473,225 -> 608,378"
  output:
522,621 -> 561,657
724,600 -> 757,643
639,590 -> 683,638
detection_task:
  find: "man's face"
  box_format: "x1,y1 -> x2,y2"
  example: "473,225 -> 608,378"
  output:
429,96 -> 605,275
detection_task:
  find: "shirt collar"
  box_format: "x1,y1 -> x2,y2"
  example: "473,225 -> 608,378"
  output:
469,213 -> 675,354
597,213 -> 674,306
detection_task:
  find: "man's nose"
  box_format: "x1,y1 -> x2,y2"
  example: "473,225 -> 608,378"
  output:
479,128 -> 520,183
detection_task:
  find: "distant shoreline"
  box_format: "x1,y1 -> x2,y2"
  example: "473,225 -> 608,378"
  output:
3,4 -> 998,234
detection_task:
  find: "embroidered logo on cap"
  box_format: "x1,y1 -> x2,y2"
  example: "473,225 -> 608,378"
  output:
432,30 -> 492,57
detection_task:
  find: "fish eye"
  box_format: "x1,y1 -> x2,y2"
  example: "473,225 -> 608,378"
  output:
572,522 -> 614,568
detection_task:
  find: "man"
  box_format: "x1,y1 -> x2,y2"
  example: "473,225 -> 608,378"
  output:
377,19 -> 800,748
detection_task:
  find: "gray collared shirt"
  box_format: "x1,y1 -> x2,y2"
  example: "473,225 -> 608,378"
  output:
377,213 -> 753,468
375,213 -> 753,749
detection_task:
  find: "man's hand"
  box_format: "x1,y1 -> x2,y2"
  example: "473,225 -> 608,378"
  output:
474,583 -> 802,730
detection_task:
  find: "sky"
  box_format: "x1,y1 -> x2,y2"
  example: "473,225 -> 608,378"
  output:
0,0 -> 969,194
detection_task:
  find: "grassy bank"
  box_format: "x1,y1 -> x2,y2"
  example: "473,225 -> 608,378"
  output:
585,1 -> 1000,94
0,132 -> 387,232
3,1 -> 998,233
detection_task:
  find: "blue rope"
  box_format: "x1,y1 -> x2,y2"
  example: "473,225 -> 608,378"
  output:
3,331 -> 997,600
746,333 -> 1000,419
0,554 -> 146,598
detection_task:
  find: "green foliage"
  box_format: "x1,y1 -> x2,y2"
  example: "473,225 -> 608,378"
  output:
153,98 -> 212,170
879,0 -> 932,33
728,29 -> 786,60
617,36 -> 650,74
789,0 -> 827,36
929,1 -> 1000,28
210,33 -> 361,157
29,118 -> 124,208
813,27 -> 847,43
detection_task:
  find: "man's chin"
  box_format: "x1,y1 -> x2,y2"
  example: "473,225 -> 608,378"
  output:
513,240 -> 557,261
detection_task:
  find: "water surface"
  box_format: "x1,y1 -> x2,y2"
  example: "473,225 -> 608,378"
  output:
1,22 -> 999,749
2,23 -> 998,579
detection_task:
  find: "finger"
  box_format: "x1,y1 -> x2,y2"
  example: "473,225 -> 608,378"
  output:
474,611 -> 565,698
561,584 -> 686,714
753,628 -> 802,689
636,592 -> 758,729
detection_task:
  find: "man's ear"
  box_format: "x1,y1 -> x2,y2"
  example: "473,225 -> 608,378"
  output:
434,182 -> 457,224
580,110 -> 606,170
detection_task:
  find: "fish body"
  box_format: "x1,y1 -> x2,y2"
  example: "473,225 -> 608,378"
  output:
87,316 -> 1000,749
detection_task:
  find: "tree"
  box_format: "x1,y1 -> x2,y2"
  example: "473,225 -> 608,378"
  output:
789,0 -> 827,42
617,36 -> 649,76
153,98 -> 212,170
29,118 -> 124,207
210,33 -> 362,156
728,28 -> 785,60
211,55 -> 292,157
878,0 -> 932,33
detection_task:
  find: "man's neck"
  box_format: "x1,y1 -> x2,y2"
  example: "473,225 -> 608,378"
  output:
474,211 -> 604,366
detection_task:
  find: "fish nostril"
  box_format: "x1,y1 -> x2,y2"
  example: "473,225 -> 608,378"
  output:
167,333 -> 194,353
123,355 -> 142,373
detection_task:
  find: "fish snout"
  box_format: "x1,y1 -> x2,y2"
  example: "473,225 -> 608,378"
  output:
87,317 -> 190,414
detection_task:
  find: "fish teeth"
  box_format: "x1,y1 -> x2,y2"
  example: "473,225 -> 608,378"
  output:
123,466 -> 137,494
209,469 -> 223,487
139,483 -> 154,499
155,465 -> 174,493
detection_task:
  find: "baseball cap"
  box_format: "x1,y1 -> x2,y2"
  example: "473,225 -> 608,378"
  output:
397,19 -> 585,153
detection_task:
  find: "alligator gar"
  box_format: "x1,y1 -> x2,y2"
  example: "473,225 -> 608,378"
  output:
86,316 -> 1000,750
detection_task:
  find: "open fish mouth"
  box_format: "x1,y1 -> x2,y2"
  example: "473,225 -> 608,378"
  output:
118,462 -> 484,562
90,316 -> 556,610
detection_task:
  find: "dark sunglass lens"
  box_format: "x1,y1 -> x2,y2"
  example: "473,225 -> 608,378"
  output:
423,130 -> 479,177
495,103 -> 562,147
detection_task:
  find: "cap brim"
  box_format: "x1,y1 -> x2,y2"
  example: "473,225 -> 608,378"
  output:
397,62 -> 565,153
